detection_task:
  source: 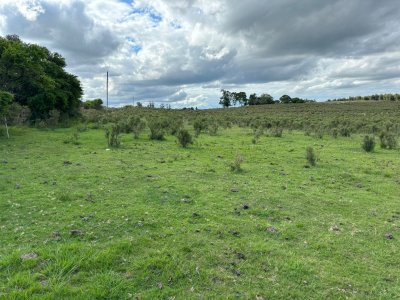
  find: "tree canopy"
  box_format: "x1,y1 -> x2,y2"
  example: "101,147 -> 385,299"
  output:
0,35 -> 83,119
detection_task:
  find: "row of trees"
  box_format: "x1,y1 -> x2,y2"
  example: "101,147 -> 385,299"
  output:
327,94 -> 400,102
0,35 -> 83,120
219,90 -> 314,107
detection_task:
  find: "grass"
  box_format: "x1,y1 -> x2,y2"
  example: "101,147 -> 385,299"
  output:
0,125 -> 399,299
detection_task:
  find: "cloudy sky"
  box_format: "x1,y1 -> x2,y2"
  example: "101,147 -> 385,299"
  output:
1,0 -> 400,108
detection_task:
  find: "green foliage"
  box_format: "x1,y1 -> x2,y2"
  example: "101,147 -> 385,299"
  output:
0,35 -> 82,120
128,116 -> 146,139
83,99 -> 103,110
0,90 -> 13,115
362,135 -> 375,152
7,102 -> 31,125
230,153 -> 245,172
64,131 -> 81,145
193,118 -> 208,137
148,119 -> 165,140
176,129 -> 193,148
306,146 -> 316,166
105,123 -> 121,147
219,89 -> 232,107
207,119 -> 219,136
379,131 -> 397,149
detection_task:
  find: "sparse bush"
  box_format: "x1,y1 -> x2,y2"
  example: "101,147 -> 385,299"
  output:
379,131 -> 397,149
105,123 -> 121,147
331,128 -> 338,138
271,127 -> 283,137
148,119 -> 165,140
207,120 -> 219,136
127,116 -> 146,139
64,131 -> 80,145
306,146 -> 316,166
230,154 -> 244,172
362,135 -> 375,152
176,129 -> 193,148
339,126 -> 351,137
193,118 -> 208,137
252,127 -> 263,144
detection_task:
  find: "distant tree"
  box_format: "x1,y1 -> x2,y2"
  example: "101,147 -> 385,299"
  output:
291,97 -> 306,103
219,89 -> 232,107
280,94 -> 292,104
0,90 -> 13,138
248,93 -> 258,106
259,93 -> 274,105
136,102 -> 143,107
83,99 -> 103,110
232,91 -> 247,106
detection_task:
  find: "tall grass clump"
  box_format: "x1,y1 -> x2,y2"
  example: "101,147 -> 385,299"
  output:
362,135 -> 375,152
176,129 -> 193,148
148,119 -> 165,140
306,146 -> 316,166
105,123 -> 121,147
230,154 -> 245,172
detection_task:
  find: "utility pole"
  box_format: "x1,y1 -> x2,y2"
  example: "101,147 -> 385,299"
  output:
106,71 -> 109,108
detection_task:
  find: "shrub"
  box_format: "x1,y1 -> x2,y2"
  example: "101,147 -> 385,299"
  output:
207,120 -> 219,136
306,146 -> 316,166
362,135 -> 375,152
379,131 -> 397,149
331,128 -> 338,138
252,127 -> 263,144
271,127 -> 283,137
64,131 -> 80,145
339,126 -> 351,137
105,123 -> 121,147
148,119 -> 165,140
230,154 -> 244,172
193,118 -> 208,137
176,129 -> 193,148
127,116 -> 146,139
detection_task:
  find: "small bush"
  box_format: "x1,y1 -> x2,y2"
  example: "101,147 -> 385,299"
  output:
306,146 -> 316,166
379,131 -> 397,149
148,119 -> 165,140
64,131 -> 80,145
105,123 -> 121,147
47,109 -> 60,128
252,127 -> 263,144
176,129 -> 193,148
339,126 -> 351,137
362,135 -> 375,152
207,121 -> 219,136
331,128 -> 338,138
128,116 -> 146,139
230,154 -> 244,172
271,127 -> 283,137
193,118 -> 208,137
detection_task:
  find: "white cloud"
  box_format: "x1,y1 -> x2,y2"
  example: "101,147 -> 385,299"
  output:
1,0 -> 400,107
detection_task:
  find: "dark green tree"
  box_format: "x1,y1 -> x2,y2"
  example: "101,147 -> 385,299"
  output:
0,90 -> 13,138
0,35 -> 83,120
83,99 -> 103,109
219,89 -> 232,107
280,94 -> 292,104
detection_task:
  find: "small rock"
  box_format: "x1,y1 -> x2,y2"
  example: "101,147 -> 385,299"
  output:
52,231 -> 61,238
157,282 -> 163,289
385,233 -> 394,240
242,204 -> 250,210
1,160 -> 8,164
63,160 -> 72,166
230,188 -> 240,193
80,215 -> 90,222
15,184 -> 21,189
234,269 -> 241,276
21,252 -> 38,260
266,226 -> 277,233
70,230 -> 82,236
192,212 -> 200,218
330,225 -> 340,232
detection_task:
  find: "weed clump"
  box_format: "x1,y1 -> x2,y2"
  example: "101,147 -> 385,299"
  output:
176,129 -> 193,148
193,118 -> 208,137
306,146 -> 316,166
379,131 -> 397,149
230,154 -> 244,172
105,123 -> 121,147
362,135 -> 375,152
148,119 -> 165,140
129,116 -> 146,139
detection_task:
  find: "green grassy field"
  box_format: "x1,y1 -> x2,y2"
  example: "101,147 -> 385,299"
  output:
0,121 -> 399,299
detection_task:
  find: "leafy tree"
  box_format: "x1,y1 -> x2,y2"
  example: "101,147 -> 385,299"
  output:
83,99 -> 103,110
219,89 -> 232,107
248,93 -> 258,106
280,94 -> 292,104
0,35 -> 82,120
232,91 -> 247,106
0,90 -> 13,138
258,93 -> 274,105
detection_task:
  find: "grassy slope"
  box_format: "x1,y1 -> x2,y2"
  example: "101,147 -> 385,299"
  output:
0,125 -> 399,299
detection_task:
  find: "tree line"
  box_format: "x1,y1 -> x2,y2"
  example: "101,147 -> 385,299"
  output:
219,89 -> 315,107
327,94 -> 400,102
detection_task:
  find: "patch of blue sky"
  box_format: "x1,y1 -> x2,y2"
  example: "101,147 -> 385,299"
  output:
131,6 -> 162,23
170,21 -> 182,29
119,0 -> 133,5
126,37 -> 142,54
